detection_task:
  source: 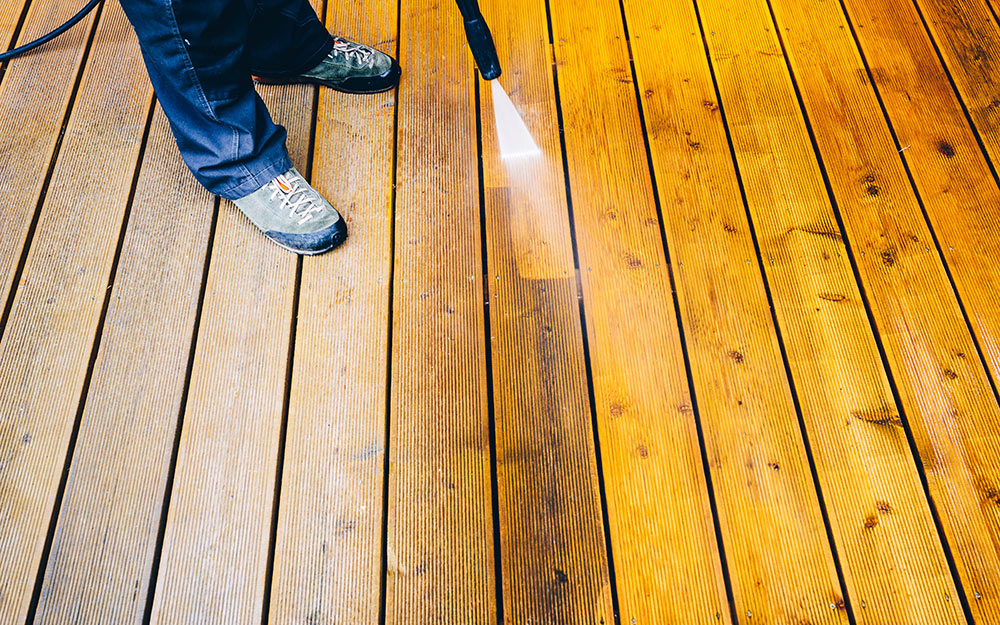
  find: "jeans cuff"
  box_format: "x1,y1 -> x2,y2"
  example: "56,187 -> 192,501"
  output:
251,36 -> 335,79
215,153 -> 294,200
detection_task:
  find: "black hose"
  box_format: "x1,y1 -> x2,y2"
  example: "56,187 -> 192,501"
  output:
0,0 -> 102,63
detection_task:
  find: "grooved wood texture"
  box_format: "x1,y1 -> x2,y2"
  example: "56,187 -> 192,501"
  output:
383,0 -> 495,621
267,0 -> 397,621
544,0 -> 735,621
0,0 -> 100,311
0,3 -> 152,620
0,0 -> 28,51
32,105 -> 214,625
695,0 -> 967,620
480,0 -> 612,621
621,0 -> 850,622
767,0 -> 1000,618
146,81 -> 311,624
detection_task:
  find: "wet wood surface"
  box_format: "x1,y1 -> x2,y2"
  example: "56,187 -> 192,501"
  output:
4,0 -> 1000,621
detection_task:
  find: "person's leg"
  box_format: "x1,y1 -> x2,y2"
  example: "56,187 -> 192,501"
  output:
243,0 -> 335,77
120,0 -> 292,200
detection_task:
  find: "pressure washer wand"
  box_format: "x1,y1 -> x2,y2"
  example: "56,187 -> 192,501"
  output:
454,0 -> 501,80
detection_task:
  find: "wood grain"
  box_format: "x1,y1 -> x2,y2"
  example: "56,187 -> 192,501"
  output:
32,104 -> 214,625
479,0 -> 614,621
267,0 -> 397,622
695,0 -> 968,620
383,0 -> 495,621
546,0 -> 739,621
0,3 -> 153,621
619,0 -> 851,622
0,0 -> 100,320
767,0 -> 1000,619
0,0 -> 28,52
147,83 -> 311,624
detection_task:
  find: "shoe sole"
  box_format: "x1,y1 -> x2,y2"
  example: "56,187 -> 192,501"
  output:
253,62 -> 401,95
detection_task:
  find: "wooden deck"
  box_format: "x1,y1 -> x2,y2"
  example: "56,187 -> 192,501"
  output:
4,0 -> 1000,621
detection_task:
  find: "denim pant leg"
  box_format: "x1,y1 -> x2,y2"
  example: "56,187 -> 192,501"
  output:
246,0 -> 335,77
120,0 -> 292,199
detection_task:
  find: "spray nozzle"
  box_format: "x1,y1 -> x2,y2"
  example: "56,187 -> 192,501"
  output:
454,0 -> 501,80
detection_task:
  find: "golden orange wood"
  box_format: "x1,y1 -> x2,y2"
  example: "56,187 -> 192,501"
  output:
0,0 -> 28,50
383,0 -> 495,622
0,0 -> 101,315
767,0 -> 1000,618
695,0 -> 968,620
147,83 -> 311,624
545,0 -> 748,620
479,0 -> 615,620
32,105 -> 214,625
0,3 -> 153,620
618,0 -> 850,622
268,0 -> 397,621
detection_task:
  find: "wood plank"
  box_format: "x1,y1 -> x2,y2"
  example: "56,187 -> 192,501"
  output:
694,0 -> 968,620
0,2 -> 153,620
615,1 -> 851,623
0,0 -> 101,317
765,0 -> 1000,618
267,0 -> 396,621
383,0 -> 495,621
548,0 -> 749,618
479,0 -> 614,621
147,86 -> 311,625
0,0 -> 28,52
907,0 -> 1000,412
32,105 -> 214,624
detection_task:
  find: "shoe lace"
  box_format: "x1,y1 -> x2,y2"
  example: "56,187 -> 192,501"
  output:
267,173 -> 325,224
330,37 -> 375,67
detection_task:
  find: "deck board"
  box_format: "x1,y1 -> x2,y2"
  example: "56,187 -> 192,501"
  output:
32,104 -> 214,625
0,0 -> 100,321
146,81 -> 311,624
267,0 -> 397,621
620,0 -> 853,621
4,0 -> 1000,620
0,3 -> 152,620
767,0 -> 1000,618
480,0 -> 613,621
383,0 -> 495,621
546,0 -> 734,622
695,0 -> 968,620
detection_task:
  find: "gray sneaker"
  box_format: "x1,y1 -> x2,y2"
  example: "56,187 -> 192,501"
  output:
254,37 -> 400,94
233,167 -> 348,255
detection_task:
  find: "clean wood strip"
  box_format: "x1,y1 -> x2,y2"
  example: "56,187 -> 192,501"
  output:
908,0 -> 1000,407
479,0 -> 613,620
0,0 -> 101,316
767,0 -> 1000,618
383,0 -> 494,621
0,2 -> 153,620
694,0 -> 968,620
268,0 -> 396,621
147,84 -> 311,624
0,0 -> 28,51
617,0 -> 850,622
545,0 -> 744,621
32,104 -> 214,625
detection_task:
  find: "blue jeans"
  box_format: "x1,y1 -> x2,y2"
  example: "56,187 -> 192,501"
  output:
120,0 -> 334,199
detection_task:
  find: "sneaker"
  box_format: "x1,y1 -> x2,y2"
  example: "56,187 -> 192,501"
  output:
254,37 -> 400,94
233,167 -> 348,255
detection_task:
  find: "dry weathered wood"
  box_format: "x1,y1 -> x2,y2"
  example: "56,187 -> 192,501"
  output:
31,104 -> 214,625
146,84 -> 311,625
695,0 -> 968,620
617,0 -> 850,622
546,0 -> 742,620
0,0 -> 101,317
767,0 -> 1000,618
267,0 -> 396,621
479,0 -> 613,621
0,2 -> 153,620
383,0 -> 495,621
0,0 -> 28,51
